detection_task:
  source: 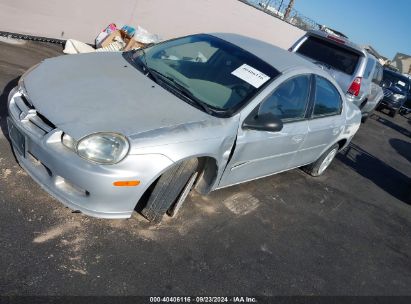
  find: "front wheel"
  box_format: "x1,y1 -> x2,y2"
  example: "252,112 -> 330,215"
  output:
303,144 -> 339,177
140,158 -> 199,223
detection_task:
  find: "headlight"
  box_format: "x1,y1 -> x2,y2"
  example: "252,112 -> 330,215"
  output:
77,133 -> 130,164
393,93 -> 405,100
7,86 -> 19,103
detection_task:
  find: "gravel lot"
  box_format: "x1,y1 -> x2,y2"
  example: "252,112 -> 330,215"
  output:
0,40 -> 410,296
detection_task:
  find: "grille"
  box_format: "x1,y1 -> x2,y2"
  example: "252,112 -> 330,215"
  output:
383,88 -> 393,98
10,93 -> 56,136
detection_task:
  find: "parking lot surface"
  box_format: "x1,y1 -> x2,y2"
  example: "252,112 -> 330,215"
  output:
0,40 -> 410,296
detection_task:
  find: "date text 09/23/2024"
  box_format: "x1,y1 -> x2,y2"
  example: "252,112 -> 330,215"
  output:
149,297 -> 257,303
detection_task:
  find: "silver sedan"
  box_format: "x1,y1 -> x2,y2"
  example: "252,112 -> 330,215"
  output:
7,33 -> 361,223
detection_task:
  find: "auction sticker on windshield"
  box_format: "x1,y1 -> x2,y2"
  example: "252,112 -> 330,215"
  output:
231,64 -> 270,88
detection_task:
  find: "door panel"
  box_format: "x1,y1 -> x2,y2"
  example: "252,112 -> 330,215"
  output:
218,120 -> 308,187
295,75 -> 345,165
296,116 -> 343,165
218,74 -> 312,188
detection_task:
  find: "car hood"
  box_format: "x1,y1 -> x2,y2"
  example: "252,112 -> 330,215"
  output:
22,52 -> 212,139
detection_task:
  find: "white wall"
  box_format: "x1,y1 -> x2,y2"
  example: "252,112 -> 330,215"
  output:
0,0 -> 304,49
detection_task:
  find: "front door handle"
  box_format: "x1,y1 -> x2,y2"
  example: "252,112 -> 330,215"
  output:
291,135 -> 304,143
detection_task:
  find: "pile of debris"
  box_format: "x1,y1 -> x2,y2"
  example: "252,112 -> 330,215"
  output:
64,23 -> 160,54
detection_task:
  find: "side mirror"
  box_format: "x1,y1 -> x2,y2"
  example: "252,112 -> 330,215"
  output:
243,112 -> 283,132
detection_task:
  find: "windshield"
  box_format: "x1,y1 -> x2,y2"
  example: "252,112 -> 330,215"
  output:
383,70 -> 410,93
128,34 -> 279,116
296,36 -> 361,75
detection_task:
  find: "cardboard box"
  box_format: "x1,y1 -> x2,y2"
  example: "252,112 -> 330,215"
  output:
100,30 -> 130,48
124,39 -> 145,51
100,29 -> 145,51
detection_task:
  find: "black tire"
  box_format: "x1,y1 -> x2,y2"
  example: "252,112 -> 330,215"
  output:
390,109 -> 397,117
361,115 -> 368,123
303,144 -> 339,177
140,158 -> 199,223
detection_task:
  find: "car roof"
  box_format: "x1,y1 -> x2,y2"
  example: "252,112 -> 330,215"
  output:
305,30 -> 365,55
210,33 -> 321,73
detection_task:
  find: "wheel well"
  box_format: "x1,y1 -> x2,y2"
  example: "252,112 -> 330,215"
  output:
337,139 -> 347,150
359,98 -> 368,109
135,156 -> 218,212
135,175 -> 160,212
195,157 -> 218,194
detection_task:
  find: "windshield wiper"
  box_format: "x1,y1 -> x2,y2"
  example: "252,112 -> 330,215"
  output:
148,68 -> 214,115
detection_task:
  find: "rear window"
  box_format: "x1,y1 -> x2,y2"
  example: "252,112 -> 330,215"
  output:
296,36 -> 361,75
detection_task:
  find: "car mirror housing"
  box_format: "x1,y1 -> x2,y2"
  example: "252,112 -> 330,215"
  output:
243,112 -> 283,132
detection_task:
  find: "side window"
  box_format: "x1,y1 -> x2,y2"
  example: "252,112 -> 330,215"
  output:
363,58 -> 375,79
378,65 -> 383,83
313,76 -> 342,117
258,75 -> 311,121
372,63 -> 383,84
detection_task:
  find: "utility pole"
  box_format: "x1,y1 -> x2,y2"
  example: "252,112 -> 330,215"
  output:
284,0 -> 295,20
278,0 -> 284,12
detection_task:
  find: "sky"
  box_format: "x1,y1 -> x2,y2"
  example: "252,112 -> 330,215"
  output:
252,0 -> 411,59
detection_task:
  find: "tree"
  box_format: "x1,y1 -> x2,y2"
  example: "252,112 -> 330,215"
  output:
284,0 -> 295,20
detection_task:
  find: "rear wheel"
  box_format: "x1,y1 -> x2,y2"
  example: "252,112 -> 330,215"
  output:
303,144 -> 339,177
390,109 -> 398,117
140,158 -> 199,223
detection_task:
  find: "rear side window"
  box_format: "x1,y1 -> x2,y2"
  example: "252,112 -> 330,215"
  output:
296,36 -> 361,75
313,76 -> 342,117
372,63 -> 383,84
364,58 -> 375,79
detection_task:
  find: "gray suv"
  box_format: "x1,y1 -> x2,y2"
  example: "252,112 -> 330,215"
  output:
290,30 -> 383,122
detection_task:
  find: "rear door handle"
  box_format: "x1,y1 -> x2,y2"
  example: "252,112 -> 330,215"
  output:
291,135 -> 304,143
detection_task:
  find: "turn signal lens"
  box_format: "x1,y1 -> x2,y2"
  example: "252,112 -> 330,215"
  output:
113,180 -> 140,187
62,133 -> 77,151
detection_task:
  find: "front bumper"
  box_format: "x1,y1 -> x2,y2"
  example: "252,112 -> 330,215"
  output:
7,88 -> 173,218
379,97 -> 401,110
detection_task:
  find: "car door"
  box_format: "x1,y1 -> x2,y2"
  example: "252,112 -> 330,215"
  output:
296,75 -> 345,166
218,75 -> 312,188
